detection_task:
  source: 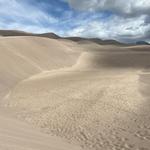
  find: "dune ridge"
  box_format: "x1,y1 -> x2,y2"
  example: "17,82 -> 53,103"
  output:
0,33 -> 150,150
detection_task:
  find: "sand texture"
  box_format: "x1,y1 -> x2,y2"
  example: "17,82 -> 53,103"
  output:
0,35 -> 150,150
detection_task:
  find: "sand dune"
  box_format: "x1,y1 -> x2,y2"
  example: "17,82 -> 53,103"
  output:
64,37 -> 126,46
0,36 -> 79,98
0,36 -> 81,150
0,34 -> 150,150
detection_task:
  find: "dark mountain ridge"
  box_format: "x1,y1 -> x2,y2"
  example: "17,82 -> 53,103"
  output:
0,30 -> 149,46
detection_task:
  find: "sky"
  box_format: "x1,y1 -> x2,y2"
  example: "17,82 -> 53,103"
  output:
0,0 -> 150,43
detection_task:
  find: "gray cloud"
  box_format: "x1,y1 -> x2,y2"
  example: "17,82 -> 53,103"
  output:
145,16 -> 150,25
66,0 -> 150,17
66,15 -> 150,43
65,0 -> 150,43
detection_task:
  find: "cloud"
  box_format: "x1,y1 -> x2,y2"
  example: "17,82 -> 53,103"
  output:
64,0 -> 150,43
145,16 -> 150,25
0,0 -> 59,33
66,15 -> 150,43
66,0 -> 150,17
0,0 -> 149,43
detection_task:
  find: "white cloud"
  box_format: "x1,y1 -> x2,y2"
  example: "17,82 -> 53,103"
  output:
0,0 -> 58,33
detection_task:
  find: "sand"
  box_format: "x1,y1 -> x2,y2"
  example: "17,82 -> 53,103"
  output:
0,36 -> 79,98
0,35 -> 150,150
0,108 -> 82,150
0,36 -> 81,150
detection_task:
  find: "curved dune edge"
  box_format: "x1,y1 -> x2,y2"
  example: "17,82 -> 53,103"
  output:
1,36 -> 150,150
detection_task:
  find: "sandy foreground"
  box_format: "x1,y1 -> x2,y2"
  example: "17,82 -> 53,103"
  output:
0,36 -> 150,150
0,108 -> 82,150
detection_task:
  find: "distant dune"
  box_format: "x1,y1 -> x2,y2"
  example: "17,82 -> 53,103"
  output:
64,37 -> 126,46
0,30 -> 129,45
1,30 -> 149,46
136,41 -> 150,45
0,30 -> 60,39
0,30 -> 150,150
0,30 -> 34,36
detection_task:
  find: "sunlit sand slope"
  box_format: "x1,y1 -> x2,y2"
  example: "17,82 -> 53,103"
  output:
0,36 -> 79,98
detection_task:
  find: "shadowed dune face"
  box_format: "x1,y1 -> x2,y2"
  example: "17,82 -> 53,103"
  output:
99,53 -> 150,68
73,51 -> 150,70
139,73 -> 150,113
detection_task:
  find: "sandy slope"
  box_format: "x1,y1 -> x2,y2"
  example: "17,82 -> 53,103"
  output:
0,36 -> 81,150
0,35 -> 150,150
0,36 -> 79,98
0,108 -> 82,150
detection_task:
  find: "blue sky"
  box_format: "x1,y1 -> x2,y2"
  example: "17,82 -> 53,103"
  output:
0,0 -> 150,43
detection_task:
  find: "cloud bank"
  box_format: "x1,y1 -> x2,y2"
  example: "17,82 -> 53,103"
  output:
66,0 -> 150,17
0,0 -> 150,43
65,0 -> 150,42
